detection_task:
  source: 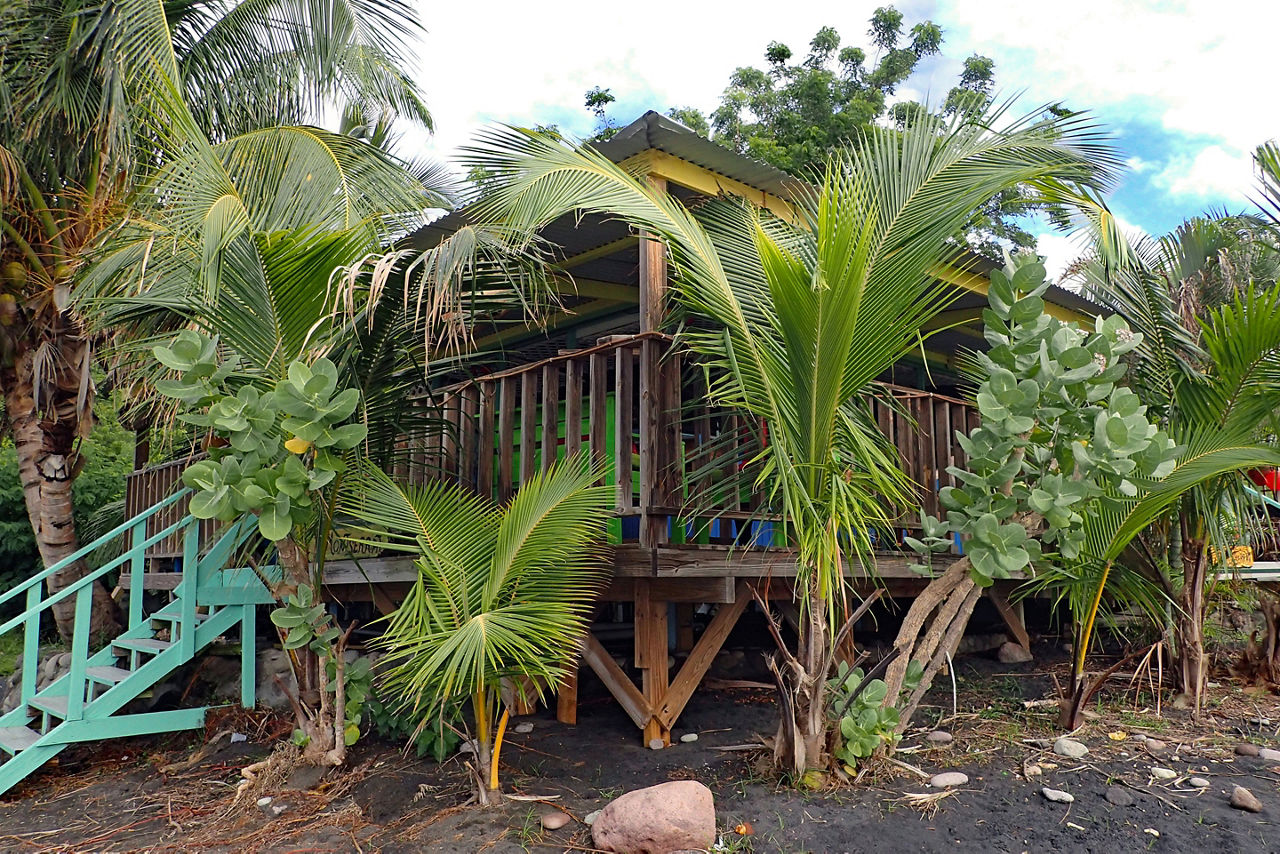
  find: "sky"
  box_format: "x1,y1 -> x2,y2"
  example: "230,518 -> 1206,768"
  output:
405,0 -> 1279,280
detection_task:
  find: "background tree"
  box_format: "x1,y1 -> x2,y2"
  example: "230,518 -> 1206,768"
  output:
461,104 -> 1117,775
0,0 -> 431,639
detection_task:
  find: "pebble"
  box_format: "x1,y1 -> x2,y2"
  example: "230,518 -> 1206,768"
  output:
926,730 -> 953,745
680,733 -> 699,743
1231,785 -> 1263,813
1145,739 -> 1167,750
584,809 -> 601,826
648,738 -> 665,750
1258,748 -> 1280,762
1189,777 -> 1211,789
256,797 -> 273,807
1023,762 -> 1043,778
1054,737 -> 1089,759
930,772 -> 969,788
1105,786 -> 1134,806
514,722 -> 534,734
1235,743 -> 1260,757
540,811 -> 571,830
1042,787 -> 1075,804
1150,767 -> 1177,781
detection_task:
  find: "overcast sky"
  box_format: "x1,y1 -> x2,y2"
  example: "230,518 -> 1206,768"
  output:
405,0 -> 1278,279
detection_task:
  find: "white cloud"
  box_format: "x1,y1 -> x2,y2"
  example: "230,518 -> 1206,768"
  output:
1035,215 -> 1150,288
1126,156 -> 1152,173
1153,145 -> 1255,200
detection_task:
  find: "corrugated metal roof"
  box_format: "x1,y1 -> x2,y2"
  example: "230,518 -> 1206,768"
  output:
593,111 -> 806,200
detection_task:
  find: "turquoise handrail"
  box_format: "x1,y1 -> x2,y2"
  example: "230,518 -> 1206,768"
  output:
1246,485 -> 1280,512
0,488 -> 191,611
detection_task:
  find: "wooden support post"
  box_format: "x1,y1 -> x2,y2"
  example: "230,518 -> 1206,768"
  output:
581,633 -> 650,730
675,603 -> 695,653
634,579 -> 670,745
638,175 -> 669,547
556,661 -> 579,725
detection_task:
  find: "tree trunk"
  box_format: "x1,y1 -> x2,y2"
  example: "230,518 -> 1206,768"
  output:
3,349 -> 117,642
770,578 -> 831,777
1174,529 -> 1209,715
883,558 -> 979,733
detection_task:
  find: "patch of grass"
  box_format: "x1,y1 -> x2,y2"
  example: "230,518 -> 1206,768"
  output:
0,632 -> 22,678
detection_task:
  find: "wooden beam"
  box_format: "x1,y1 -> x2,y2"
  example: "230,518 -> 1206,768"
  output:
621,150 -> 797,222
556,664 -> 579,725
470,298 -> 629,351
604,576 -> 735,604
560,236 -> 638,270
657,580 -> 752,729
639,175 -> 669,548
988,583 -> 1031,652
556,277 -> 639,303
581,632 -> 650,729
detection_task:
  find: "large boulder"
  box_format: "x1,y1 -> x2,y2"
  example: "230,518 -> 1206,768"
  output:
591,780 -> 715,854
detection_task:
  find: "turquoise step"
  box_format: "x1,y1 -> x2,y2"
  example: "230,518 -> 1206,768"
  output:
85,666 -> 133,685
0,726 -> 40,753
113,638 -> 172,654
28,694 -> 70,719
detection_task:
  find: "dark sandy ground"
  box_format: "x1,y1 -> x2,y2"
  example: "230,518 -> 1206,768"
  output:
2,643 -> 1279,853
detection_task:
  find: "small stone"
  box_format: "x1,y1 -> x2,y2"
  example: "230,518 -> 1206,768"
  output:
1054,737 -> 1089,759
1023,762 -> 1043,778
1258,747 -> 1280,762
1189,777 -> 1211,789
648,738 -> 666,750
1172,693 -> 1192,710
230,732 -> 247,744
925,730 -> 953,745
1042,787 -> 1075,804
1207,681 -> 1221,688
1105,786 -> 1134,806
998,641 -> 1033,664
1144,828 -> 1160,838
1150,767 -> 1177,781
584,810 -> 601,826
1235,743 -> 1260,757
256,796 -> 273,807
514,722 -> 534,734
680,733 -> 699,743
540,811 -> 571,830
271,804 -> 288,816
1145,738 -> 1167,750
930,771 -> 969,788
1231,785 -> 1263,813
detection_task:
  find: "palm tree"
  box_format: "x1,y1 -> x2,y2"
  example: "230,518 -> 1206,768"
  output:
0,0 -> 430,639
341,456 -> 611,805
459,105 -> 1119,774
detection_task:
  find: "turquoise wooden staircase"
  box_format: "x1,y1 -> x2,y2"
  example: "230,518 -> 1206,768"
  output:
0,491 -> 274,795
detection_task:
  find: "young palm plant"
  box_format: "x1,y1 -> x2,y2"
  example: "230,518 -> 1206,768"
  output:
462,104 -> 1120,774
340,456 -> 611,805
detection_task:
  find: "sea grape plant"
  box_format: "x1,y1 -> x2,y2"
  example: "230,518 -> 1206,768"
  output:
905,256 -> 1178,587
153,329 -> 370,766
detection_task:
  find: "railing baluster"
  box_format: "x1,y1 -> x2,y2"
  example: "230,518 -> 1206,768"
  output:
66,586 -> 91,720
520,371 -> 537,488
541,363 -> 560,473
478,383 -> 496,500
589,352 -> 608,485
180,519 -> 198,658
615,344 -> 634,514
498,377 -> 516,502
129,516 -> 147,629
21,585 -> 39,703
565,357 -> 583,461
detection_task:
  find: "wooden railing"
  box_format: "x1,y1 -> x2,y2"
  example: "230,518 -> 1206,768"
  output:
124,457 -> 217,562
123,335 -> 979,552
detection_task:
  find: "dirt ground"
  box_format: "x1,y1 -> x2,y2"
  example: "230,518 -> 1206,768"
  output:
2,643 -> 1279,853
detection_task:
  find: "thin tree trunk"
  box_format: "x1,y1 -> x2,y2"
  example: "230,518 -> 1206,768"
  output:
1175,527 -> 1209,715
3,350 -> 117,641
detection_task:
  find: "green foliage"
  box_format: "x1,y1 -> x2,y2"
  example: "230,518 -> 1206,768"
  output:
152,330 -> 367,544
366,693 -> 463,761
907,256 -> 1177,587
829,659 -> 922,765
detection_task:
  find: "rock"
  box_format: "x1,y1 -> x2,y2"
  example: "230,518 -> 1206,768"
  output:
271,804 -> 288,816
584,810 -> 602,826
541,811 -> 571,830
1235,743 -> 1260,757
1230,785 -> 1263,813
256,796 -> 273,807
929,772 -> 968,788
1172,693 -> 1192,710
1054,737 -> 1089,759
1105,786 -> 1134,806
1145,738 -> 1167,751
1150,767 -> 1177,781
1189,777 -> 1211,789
925,730 -> 953,745
998,642 -> 1033,664
1023,762 -> 1043,778
647,738 -> 665,750
256,649 -> 297,711
514,722 -> 534,734
1258,747 -> 1280,762
679,733 -> 699,743
1042,787 -> 1075,804
591,781 -> 715,854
